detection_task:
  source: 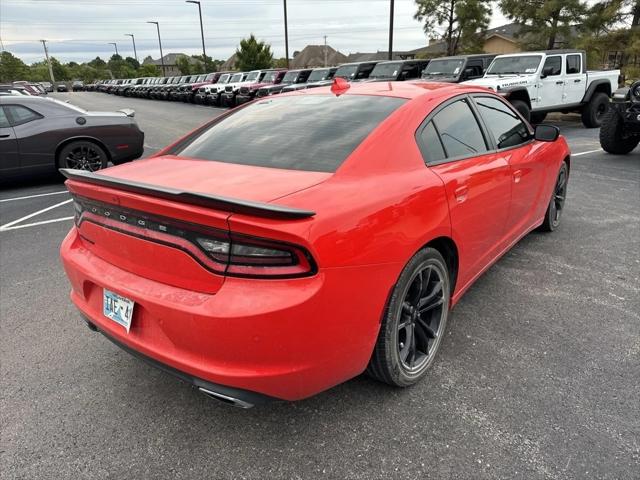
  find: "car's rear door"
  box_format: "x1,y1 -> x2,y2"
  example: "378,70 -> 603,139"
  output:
471,94 -> 549,238
563,53 -> 586,104
0,106 -> 20,176
416,95 -> 512,288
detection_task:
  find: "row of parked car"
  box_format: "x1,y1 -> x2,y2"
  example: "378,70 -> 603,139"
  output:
89,55 -> 495,108
85,50 -> 621,127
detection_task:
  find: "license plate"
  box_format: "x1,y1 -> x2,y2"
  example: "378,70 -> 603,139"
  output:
103,289 -> 135,332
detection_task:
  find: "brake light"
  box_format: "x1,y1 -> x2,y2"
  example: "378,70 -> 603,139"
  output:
73,196 -> 315,278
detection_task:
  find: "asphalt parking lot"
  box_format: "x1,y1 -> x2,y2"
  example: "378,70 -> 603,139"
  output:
1,92 -> 639,479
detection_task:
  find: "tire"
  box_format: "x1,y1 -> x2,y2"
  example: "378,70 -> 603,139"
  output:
599,109 -> 639,154
511,99 -> 531,122
581,92 -> 610,128
57,140 -> 109,172
367,248 -> 451,387
530,112 -> 547,124
538,161 -> 568,232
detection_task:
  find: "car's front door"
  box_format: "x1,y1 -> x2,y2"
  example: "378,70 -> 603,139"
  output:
537,55 -> 564,109
472,94 -> 550,239
0,106 -> 20,177
4,104 -> 50,172
417,96 -> 512,288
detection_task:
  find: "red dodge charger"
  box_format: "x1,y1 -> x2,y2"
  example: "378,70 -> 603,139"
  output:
60,81 -> 570,407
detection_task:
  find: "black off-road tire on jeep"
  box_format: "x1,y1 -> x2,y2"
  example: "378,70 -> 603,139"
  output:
511,100 -> 531,122
599,108 -> 640,154
581,92 -> 610,128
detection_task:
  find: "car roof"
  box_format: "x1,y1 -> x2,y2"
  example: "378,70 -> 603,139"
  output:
430,54 -> 495,60
292,80 -> 487,101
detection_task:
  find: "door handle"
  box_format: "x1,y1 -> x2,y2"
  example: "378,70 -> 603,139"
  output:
454,186 -> 468,203
574,79 -> 581,83
0,134 -> 10,138
555,81 -> 564,85
513,169 -> 522,183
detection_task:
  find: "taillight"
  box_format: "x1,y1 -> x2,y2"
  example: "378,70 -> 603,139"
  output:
73,196 -> 316,278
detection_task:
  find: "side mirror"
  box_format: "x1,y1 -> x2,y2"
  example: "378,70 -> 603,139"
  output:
534,124 -> 559,142
540,66 -> 554,79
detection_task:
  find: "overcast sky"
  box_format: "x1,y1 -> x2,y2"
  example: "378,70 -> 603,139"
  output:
1,0 -> 509,64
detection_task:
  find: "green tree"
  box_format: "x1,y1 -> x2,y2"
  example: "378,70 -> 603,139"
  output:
27,61 -> 52,82
273,57 -> 288,68
175,55 -> 193,75
499,0 -> 588,49
124,57 -> 140,70
414,0 -> 492,56
137,64 -> 161,76
0,51 -> 29,82
235,34 -> 273,71
50,57 -> 69,81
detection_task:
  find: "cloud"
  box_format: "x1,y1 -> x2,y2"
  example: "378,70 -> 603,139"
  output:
0,0 -> 507,64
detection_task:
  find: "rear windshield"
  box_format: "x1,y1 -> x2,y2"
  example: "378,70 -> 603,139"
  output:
175,94 -> 406,172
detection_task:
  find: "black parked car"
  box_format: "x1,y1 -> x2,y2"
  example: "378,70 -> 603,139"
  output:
0,96 -> 144,179
255,69 -> 313,98
56,83 -> 68,92
420,54 -> 496,83
72,81 -> 84,92
305,61 -> 379,89
280,67 -> 337,93
360,59 -> 430,82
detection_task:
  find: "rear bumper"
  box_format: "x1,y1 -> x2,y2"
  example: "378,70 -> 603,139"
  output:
82,314 -> 277,407
60,227 -> 397,401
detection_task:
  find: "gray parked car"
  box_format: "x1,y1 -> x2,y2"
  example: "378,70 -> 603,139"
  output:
0,96 -> 144,179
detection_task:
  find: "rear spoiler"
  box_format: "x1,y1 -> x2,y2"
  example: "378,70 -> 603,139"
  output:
59,168 -> 315,220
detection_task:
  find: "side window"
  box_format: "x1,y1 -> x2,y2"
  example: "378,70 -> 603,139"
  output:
0,108 -> 10,128
431,99 -> 487,158
566,55 -> 581,74
474,96 -> 530,149
5,105 -> 43,126
542,56 -> 561,76
419,122 -> 446,163
464,62 -> 483,79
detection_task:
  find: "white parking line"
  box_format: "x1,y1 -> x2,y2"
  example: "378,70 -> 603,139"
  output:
0,191 -> 69,203
0,198 -> 73,231
0,216 -> 75,232
573,149 -> 603,157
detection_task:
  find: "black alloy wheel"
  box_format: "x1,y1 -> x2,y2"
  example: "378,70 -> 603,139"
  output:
367,247 -> 451,387
539,161 -> 568,232
58,141 -> 108,172
397,263 -> 447,372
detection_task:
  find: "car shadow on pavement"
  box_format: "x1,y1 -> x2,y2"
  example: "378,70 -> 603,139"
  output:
0,172 -> 64,192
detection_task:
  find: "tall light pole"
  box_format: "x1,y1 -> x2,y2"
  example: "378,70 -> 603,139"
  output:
125,34 -> 138,62
283,0 -> 289,68
388,0 -> 395,60
147,21 -> 166,76
40,40 -> 55,84
323,35 -> 328,67
186,0 -> 207,70
108,42 -> 119,56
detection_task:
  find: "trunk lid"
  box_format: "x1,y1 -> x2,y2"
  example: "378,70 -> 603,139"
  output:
63,157 -> 329,293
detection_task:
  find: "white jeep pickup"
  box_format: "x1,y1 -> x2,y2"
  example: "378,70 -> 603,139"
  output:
463,50 -> 621,127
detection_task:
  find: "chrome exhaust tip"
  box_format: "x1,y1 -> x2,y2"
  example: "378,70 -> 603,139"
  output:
198,387 -> 254,409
